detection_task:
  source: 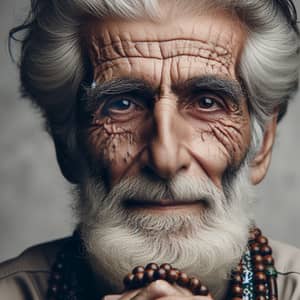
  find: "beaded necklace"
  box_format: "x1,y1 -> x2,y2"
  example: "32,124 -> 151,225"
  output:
48,227 -> 278,300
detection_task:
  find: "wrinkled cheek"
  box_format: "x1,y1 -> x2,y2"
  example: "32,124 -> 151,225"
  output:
84,122 -> 149,184
191,122 -> 249,187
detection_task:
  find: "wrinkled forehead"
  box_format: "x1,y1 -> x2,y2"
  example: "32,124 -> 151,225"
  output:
85,10 -> 247,85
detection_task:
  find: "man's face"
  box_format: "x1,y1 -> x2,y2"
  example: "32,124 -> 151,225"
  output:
81,9 -> 250,212
77,9 -> 254,293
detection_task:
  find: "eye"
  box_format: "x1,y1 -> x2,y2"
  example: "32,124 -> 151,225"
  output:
196,95 -> 224,111
103,98 -> 137,115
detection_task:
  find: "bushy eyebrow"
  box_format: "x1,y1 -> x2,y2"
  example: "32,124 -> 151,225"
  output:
82,78 -> 156,113
173,76 -> 245,105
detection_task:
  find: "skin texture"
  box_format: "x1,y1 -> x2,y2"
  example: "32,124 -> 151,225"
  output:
78,7 -> 278,300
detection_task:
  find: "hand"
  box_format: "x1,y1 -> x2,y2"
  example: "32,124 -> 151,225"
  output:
103,280 -> 214,300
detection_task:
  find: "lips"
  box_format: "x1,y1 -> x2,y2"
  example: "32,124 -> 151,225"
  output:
123,198 -> 208,208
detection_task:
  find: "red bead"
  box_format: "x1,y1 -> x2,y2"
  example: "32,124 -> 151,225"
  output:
144,269 -> 155,283
232,274 -> 243,284
197,284 -> 209,296
253,255 -> 263,264
160,263 -> 172,272
263,255 -> 274,266
133,272 -> 145,288
133,266 -> 144,274
232,264 -> 243,274
260,245 -> 272,256
177,272 -> 189,286
254,263 -> 265,272
53,272 -> 62,281
257,236 -> 268,245
254,272 -> 267,283
166,269 -> 179,283
154,268 -> 167,280
123,273 -> 135,287
255,284 -> 267,295
250,243 -> 261,255
231,284 -> 243,297
145,263 -> 159,271
188,277 -> 201,292
51,284 -> 59,294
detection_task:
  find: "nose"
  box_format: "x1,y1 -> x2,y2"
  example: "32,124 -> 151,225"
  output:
145,97 -> 192,179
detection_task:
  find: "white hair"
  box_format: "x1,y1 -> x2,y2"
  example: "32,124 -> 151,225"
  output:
76,161 -> 254,298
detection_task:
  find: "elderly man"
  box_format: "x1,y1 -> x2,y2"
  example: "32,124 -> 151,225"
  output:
1,0 -> 300,299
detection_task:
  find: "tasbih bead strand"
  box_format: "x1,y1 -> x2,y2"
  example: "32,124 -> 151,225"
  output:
123,263 -> 209,296
231,263 -> 243,299
249,228 -> 278,300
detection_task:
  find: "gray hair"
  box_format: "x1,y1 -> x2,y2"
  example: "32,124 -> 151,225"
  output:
10,0 -> 299,182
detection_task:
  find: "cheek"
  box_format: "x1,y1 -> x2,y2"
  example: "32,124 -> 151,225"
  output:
85,117 -> 150,184
189,115 -> 251,186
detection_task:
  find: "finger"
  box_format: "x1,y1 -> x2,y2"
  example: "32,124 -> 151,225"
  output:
103,295 -> 122,300
131,280 -> 186,300
156,295 -> 214,300
105,289 -> 142,300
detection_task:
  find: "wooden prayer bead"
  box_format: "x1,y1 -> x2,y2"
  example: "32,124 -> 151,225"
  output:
256,296 -> 266,300
166,269 -> 179,283
123,273 -> 135,288
254,272 -> 267,283
177,272 -> 189,286
160,263 -> 172,272
260,245 -> 272,256
188,277 -> 201,292
232,274 -> 242,284
144,269 -> 155,283
257,236 -> 268,245
231,284 -> 243,297
53,272 -> 62,282
253,255 -> 263,264
51,284 -> 59,294
254,263 -> 265,273
145,263 -> 159,271
133,272 -> 145,286
232,264 -> 243,274
250,243 -> 261,255
263,255 -> 274,266
133,266 -> 144,274
198,284 -> 209,296
255,284 -> 267,295
154,268 -> 167,280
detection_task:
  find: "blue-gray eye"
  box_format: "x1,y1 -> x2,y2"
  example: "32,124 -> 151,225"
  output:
198,97 -> 216,109
109,99 -> 132,110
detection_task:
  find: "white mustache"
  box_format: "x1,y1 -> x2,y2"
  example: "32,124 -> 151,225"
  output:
101,174 -> 225,210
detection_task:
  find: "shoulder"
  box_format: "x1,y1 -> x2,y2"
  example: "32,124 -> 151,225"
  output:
0,237 -> 70,300
271,240 -> 300,300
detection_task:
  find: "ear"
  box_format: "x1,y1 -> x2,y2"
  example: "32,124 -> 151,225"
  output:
250,114 -> 278,185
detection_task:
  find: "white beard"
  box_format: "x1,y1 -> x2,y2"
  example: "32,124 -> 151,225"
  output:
75,164 -> 254,299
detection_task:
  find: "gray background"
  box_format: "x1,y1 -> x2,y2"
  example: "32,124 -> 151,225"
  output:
0,0 -> 299,263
